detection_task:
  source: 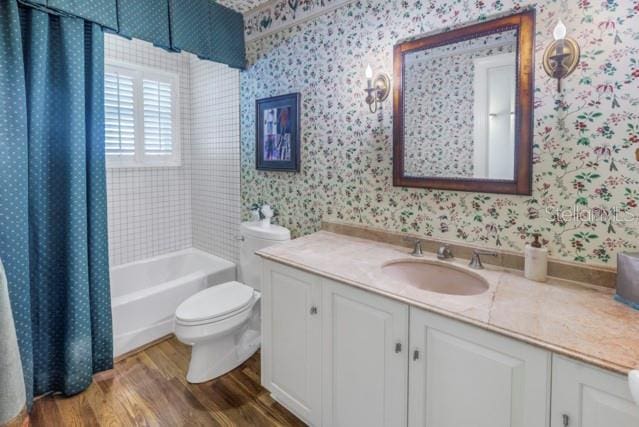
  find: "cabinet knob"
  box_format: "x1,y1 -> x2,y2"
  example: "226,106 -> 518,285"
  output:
309,306 -> 318,315
413,349 -> 420,361
395,342 -> 402,353
562,414 -> 569,427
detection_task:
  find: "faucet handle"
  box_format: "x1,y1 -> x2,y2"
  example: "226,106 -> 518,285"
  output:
411,240 -> 424,257
469,249 -> 498,269
403,236 -> 424,257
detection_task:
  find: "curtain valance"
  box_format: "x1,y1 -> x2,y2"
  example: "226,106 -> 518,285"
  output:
19,0 -> 246,69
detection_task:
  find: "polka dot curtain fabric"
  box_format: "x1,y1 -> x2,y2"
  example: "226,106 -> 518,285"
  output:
19,0 -> 247,70
0,2 -> 112,405
47,0 -> 118,29
117,0 -> 171,50
169,0 -> 246,69
169,0 -> 211,59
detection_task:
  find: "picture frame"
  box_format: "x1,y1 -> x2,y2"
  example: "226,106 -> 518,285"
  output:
255,93 -> 301,172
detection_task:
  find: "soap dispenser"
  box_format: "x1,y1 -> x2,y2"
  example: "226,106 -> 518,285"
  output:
524,233 -> 548,282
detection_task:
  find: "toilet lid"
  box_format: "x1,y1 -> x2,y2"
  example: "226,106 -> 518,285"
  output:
175,281 -> 254,323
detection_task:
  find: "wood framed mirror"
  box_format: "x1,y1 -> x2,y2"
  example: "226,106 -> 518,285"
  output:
393,10 -> 535,195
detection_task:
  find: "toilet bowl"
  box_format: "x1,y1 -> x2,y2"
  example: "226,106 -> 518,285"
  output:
174,221 -> 290,383
174,281 -> 261,383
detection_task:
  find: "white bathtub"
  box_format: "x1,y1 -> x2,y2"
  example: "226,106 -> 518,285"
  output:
110,248 -> 236,357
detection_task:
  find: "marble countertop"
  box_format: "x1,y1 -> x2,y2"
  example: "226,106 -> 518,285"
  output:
257,231 -> 639,375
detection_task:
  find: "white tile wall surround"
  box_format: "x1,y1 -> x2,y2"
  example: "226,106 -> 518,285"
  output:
190,58 -> 241,263
106,167 -> 191,265
105,34 -> 241,266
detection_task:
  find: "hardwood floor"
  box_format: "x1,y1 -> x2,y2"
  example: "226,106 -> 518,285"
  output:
29,337 -> 305,427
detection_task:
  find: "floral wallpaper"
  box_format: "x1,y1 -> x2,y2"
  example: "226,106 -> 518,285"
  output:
240,0 -> 639,267
404,30 -> 516,178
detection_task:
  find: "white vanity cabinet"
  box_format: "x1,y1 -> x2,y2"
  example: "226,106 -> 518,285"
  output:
261,259 -> 639,427
261,258 -> 408,427
261,261 -> 322,426
551,355 -> 639,427
408,307 -> 550,427
321,278 -> 408,427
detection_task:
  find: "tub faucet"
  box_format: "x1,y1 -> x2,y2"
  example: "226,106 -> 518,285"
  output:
469,249 -> 498,269
437,244 -> 454,260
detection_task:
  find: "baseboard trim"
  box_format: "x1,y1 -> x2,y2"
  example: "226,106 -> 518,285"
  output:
113,333 -> 174,363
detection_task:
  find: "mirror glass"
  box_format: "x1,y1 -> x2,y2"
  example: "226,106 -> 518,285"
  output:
403,29 -> 518,180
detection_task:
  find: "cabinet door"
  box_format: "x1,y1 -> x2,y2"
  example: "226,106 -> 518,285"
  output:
321,279 -> 408,427
261,260 -> 322,426
551,355 -> 639,427
409,307 -> 550,427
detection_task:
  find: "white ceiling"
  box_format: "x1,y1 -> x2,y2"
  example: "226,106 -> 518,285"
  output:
217,0 -> 272,13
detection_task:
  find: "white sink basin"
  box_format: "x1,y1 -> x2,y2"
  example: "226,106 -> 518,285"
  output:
630,370 -> 639,406
382,260 -> 489,296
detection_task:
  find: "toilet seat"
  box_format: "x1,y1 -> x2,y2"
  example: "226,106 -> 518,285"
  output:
175,281 -> 255,326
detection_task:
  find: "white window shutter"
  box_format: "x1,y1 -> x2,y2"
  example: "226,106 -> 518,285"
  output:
104,71 -> 136,156
105,62 -> 180,167
143,79 -> 173,156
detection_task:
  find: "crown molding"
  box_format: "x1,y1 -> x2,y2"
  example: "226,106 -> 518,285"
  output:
244,0 -> 354,42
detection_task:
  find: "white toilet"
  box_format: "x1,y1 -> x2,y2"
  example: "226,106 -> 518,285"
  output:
174,221 -> 290,383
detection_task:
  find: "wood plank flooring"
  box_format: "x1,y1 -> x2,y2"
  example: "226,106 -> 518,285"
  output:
29,337 -> 305,427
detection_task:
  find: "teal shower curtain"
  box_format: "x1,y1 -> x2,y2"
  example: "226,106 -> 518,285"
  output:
0,0 -> 112,404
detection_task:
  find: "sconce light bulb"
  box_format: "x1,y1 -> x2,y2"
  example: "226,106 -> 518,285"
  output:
365,64 -> 373,79
553,19 -> 566,41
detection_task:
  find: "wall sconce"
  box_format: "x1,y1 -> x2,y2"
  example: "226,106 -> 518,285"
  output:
543,19 -> 580,93
364,65 -> 390,113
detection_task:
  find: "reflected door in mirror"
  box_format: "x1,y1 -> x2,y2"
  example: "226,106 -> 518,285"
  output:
473,52 -> 516,180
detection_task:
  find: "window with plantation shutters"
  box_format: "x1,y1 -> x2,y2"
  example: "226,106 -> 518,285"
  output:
105,71 -> 135,157
143,79 -> 173,156
105,61 -> 181,167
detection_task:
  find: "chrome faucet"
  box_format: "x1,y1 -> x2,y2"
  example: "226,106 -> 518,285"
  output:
403,237 -> 424,257
437,244 -> 454,260
469,249 -> 498,269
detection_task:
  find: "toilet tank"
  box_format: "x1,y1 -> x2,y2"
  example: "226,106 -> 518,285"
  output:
238,221 -> 291,291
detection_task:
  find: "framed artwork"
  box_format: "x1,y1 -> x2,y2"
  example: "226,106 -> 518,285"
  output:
256,93 -> 300,172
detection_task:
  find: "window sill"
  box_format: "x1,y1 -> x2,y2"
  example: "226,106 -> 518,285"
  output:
106,161 -> 182,169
